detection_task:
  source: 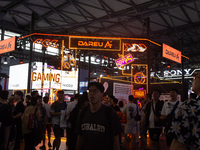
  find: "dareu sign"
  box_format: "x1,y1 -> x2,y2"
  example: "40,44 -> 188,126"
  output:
162,43 -> 181,64
0,36 -> 16,54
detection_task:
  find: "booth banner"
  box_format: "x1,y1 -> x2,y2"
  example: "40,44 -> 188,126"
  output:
162,43 -> 182,64
8,62 -> 78,90
69,37 -> 121,51
113,82 -> 133,105
0,36 -> 16,54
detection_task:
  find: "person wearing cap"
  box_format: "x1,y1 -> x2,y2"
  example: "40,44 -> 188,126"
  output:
169,71 -> 200,149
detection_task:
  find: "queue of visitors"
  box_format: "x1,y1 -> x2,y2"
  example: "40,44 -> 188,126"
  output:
0,71 -> 200,150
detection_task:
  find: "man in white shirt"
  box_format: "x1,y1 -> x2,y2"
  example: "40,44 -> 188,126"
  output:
122,95 -> 139,149
143,90 -> 164,150
66,93 -> 80,146
160,89 -> 182,147
66,94 -> 80,117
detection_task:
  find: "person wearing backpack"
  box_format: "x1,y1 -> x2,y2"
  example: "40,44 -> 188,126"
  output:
50,90 -> 67,150
21,97 -> 41,150
143,90 -> 164,150
160,89 -> 182,147
75,82 -> 121,150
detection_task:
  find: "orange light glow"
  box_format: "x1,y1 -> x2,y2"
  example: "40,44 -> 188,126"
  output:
133,90 -> 146,98
167,65 -> 170,68
134,72 -> 146,84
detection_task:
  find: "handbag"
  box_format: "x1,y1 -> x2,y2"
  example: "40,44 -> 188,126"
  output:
135,105 -> 141,121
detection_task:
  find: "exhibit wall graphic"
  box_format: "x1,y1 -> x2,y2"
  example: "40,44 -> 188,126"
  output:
8,62 -> 78,90
100,78 -> 133,105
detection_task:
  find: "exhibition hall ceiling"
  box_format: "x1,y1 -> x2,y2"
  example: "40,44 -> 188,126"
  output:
0,0 -> 200,70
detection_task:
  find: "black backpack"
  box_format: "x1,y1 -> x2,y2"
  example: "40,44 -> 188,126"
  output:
165,101 -> 179,131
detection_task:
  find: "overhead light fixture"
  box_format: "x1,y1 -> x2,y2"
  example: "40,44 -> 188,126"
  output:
95,56 -> 101,63
3,57 -> 8,64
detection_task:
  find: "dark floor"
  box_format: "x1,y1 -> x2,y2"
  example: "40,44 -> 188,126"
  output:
19,130 -> 170,150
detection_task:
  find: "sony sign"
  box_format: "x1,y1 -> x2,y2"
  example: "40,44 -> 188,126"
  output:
163,69 -> 191,77
150,68 -> 198,79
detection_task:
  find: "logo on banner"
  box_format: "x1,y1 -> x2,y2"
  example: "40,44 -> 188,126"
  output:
115,53 -> 134,68
162,43 -> 181,64
124,43 -> 147,52
134,72 -> 146,84
69,37 -> 120,51
0,36 -> 16,54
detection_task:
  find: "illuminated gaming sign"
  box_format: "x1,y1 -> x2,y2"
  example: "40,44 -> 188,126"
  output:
124,43 -> 147,52
32,65 -> 61,89
115,53 -> 134,68
133,90 -> 146,98
162,43 -> 181,64
134,72 -> 146,84
34,39 -> 58,48
69,37 -> 120,51
62,54 -> 76,69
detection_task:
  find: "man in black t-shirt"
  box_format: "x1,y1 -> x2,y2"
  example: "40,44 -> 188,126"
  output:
13,90 -> 25,150
76,82 -> 121,150
0,90 -> 11,150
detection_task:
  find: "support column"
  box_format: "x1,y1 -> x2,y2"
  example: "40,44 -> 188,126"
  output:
27,12 -> 35,93
146,17 -> 151,94
180,38 -> 186,101
1,27 -> 4,40
88,53 -> 91,85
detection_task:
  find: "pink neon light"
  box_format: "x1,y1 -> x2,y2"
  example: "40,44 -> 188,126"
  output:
115,53 -> 134,67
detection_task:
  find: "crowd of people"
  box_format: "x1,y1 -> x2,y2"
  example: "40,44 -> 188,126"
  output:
0,71 -> 200,150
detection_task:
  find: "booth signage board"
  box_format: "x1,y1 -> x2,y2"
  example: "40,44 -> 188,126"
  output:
133,90 -> 146,98
8,62 -> 78,90
0,36 -> 16,54
8,63 -> 28,89
113,82 -> 133,105
69,37 -> 120,51
115,53 -> 134,67
162,43 -> 182,64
